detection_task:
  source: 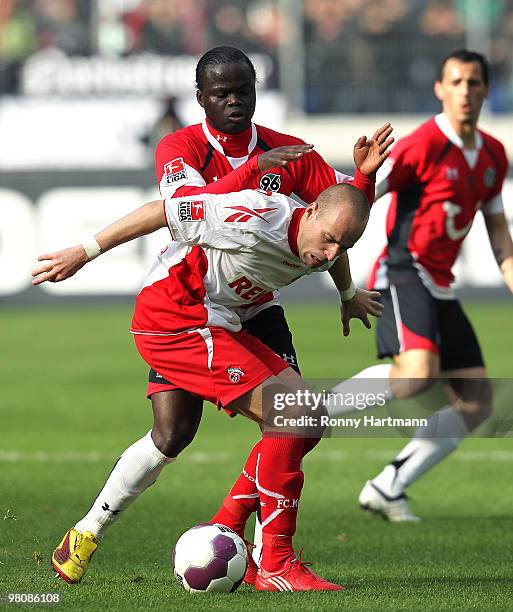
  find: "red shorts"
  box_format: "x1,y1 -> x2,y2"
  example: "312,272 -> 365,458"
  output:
134,327 -> 289,408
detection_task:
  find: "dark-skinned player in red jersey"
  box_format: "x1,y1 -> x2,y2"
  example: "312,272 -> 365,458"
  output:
50,46 -> 393,588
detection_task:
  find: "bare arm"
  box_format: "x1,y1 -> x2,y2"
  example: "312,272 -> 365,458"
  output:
328,252 -> 353,294
485,212 -> 513,293
32,200 -> 166,285
329,254 -> 384,336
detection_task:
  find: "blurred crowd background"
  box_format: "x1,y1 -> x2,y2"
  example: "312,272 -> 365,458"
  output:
2,0 -> 513,113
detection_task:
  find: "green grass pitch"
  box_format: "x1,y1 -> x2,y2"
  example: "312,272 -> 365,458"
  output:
1,301 -> 512,610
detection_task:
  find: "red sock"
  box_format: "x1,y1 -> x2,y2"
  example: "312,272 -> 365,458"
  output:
257,435 -> 306,572
210,440 -> 261,537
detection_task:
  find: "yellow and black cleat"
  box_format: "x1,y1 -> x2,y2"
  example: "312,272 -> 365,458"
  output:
52,528 -> 98,583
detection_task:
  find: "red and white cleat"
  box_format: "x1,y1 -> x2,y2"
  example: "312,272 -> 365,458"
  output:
254,548 -> 344,592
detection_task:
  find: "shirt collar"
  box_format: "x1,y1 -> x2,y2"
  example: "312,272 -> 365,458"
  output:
434,113 -> 483,151
202,119 -> 258,159
287,207 -> 306,257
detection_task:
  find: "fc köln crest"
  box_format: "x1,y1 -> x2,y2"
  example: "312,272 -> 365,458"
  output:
227,367 -> 245,383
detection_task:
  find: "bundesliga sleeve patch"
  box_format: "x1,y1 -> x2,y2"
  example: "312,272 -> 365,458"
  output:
164,157 -> 188,184
178,200 -> 206,222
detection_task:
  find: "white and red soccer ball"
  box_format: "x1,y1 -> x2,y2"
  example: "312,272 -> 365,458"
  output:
172,523 -> 248,593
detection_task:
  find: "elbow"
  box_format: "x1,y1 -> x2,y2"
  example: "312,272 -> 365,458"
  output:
146,199 -> 167,229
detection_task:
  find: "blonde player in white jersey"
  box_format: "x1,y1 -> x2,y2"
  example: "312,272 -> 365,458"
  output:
33,183 -> 383,591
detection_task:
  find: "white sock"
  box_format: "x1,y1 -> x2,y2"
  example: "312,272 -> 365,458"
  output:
75,431 -> 175,539
326,363 -> 393,416
252,514 -> 263,565
371,406 -> 468,498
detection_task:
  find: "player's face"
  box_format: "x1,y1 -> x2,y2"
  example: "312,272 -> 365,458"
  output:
196,63 -> 256,135
297,203 -> 366,268
434,60 -> 488,128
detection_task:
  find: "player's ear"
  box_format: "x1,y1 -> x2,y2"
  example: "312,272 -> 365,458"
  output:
196,89 -> 204,109
306,201 -> 318,218
434,80 -> 444,103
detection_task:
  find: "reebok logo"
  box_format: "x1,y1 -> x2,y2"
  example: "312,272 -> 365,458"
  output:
224,206 -> 277,223
242,468 -> 256,483
281,260 -> 301,269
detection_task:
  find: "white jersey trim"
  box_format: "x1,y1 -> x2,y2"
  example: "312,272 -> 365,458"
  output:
159,162 -> 206,198
201,120 -> 258,170
435,113 -> 483,169
373,255 -> 456,300
197,328 -> 214,371
389,285 -> 405,353
334,169 -> 353,185
413,261 -> 456,300
482,192 -> 505,216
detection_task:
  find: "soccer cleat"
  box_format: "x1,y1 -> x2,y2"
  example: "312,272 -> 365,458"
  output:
243,541 -> 258,586
255,548 -> 344,592
52,528 -> 99,583
358,481 -> 421,523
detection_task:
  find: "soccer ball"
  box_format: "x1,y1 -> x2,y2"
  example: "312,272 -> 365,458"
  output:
172,523 -> 248,593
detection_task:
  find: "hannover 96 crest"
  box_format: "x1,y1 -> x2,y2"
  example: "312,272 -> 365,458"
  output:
259,173 -> 282,192
483,167 -> 496,188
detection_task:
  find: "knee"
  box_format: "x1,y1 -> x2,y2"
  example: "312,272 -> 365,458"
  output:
391,360 -> 439,399
151,390 -> 202,458
457,379 -> 493,427
393,378 -> 434,400
151,422 -> 197,458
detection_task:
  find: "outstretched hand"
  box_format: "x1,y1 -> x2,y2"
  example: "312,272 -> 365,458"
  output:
31,246 -> 89,285
341,288 -> 384,336
258,144 -> 314,173
353,123 -> 394,177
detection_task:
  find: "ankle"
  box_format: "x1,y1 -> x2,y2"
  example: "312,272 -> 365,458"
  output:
210,498 -> 252,538
261,534 -> 294,572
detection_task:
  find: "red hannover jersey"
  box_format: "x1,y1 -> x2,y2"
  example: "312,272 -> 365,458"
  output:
369,113 -> 508,298
155,120 -> 374,205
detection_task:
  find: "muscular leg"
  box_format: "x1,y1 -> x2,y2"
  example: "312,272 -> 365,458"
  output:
226,369 -> 323,573
74,389 -> 202,538
370,355 -> 491,500
210,367 -> 300,538
389,349 -> 439,399
151,389 -> 203,456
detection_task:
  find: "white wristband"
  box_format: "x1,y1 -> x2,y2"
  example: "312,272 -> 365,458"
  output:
338,281 -> 356,302
82,237 -> 102,261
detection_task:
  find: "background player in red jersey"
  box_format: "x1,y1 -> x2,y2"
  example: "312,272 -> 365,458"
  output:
35,183 -> 373,590
42,46 -> 393,583
330,50 -> 513,522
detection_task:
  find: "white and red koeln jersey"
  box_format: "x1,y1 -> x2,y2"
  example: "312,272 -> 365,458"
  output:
369,113 -> 508,298
130,190 -> 332,336
155,119 -> 374,317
